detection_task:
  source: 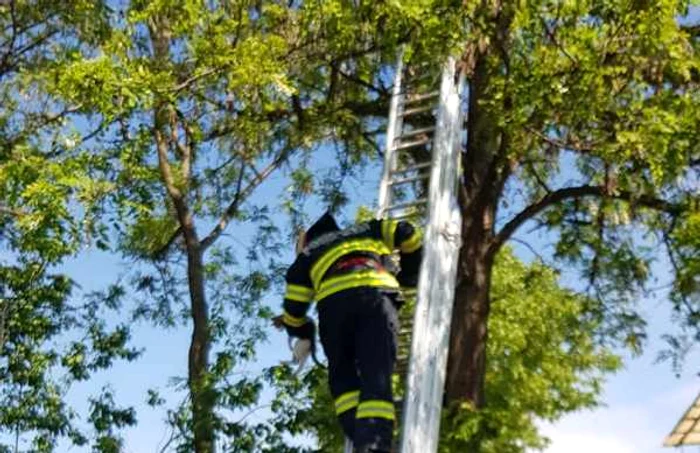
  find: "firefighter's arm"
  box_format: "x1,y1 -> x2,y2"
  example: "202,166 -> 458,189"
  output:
277,259 -> 316,340
280,287 -> 315,339
380,219 -> 423,288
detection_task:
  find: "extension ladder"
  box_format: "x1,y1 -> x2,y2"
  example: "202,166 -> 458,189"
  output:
344,53 -> 464,453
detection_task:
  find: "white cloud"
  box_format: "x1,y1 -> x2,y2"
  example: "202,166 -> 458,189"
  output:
538,380 -> 699,453
542,430 -> 637,453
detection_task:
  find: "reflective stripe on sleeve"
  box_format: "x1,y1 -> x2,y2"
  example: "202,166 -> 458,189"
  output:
284,284 -> 315,302
282,311 -> 307,327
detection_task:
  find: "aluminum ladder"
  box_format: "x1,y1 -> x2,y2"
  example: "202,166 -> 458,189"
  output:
344,54 -> 464,452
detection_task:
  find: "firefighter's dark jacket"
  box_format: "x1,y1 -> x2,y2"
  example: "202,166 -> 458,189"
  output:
281,217 -> 423,339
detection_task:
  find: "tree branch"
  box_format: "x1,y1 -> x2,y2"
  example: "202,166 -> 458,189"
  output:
681,24 -> 700,37
541,16 -> 578,66
172,67 -> 221,93
336,66 -> 387,95
490,184 -> 683,255
526,127 -> 597,153
200,148 -> 294,250
0,204 -> 24,218
661,223 -> 699,319
153,109 -> 189,226
0,0 -> 18,74
510,237 -> 550,264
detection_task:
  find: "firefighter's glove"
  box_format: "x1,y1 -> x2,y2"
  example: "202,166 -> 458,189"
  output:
272,314 -> 285,330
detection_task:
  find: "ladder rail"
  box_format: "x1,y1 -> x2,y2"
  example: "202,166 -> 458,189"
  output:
377,52 -> 406,218
398,57 -> 464,453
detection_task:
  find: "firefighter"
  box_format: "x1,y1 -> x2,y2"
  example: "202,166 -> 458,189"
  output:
273,211 -> 423,453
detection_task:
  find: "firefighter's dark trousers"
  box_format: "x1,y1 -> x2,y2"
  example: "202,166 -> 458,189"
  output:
318,286 -> 399,452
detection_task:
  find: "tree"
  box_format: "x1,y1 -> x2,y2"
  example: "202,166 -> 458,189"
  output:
445,0 -> 700,418
45,2 -> 465,451
0,1 -> 139,450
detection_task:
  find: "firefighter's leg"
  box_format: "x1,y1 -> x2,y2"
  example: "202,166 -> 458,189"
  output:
318,292 -> 361,442
353,288 -> 399,452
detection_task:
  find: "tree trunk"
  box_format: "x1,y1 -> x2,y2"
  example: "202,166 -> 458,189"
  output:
184,227 -> 214,453
445,27 -> 506,407
445,207 -> 494,407
148,15 -> 215,452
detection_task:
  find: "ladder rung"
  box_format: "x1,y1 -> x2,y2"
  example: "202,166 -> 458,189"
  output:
389,174 -> 429,187
402,91 -> 439,104
391,162 -> 431,175
387,198 -> 428,211
399,105 -> 434,117
396,126 -> 435,140
392,137 -> 432,151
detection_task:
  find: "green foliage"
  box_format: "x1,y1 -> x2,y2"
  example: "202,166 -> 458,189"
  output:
0,266 -> 140,451
1,1 -> 139,449
88,388 -> 137,453
481,0 -> 700,363
439,250 -> 621,452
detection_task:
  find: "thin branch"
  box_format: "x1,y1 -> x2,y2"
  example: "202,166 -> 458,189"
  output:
336,66 -> 387,95
0,0 -> 18,74
361,131 -> 382,157
1,29 -> 59,76
234,404 -> 272,425
200,148 -> 293,250
202,107 -> 293,143
509,237 -> 549,263
525,160 -> 551,193
157,427 -> 177,453
168,107 -> 192,184
541,16 -> 578,66
6,104 -> 84,153
681,24 -> 700,37
589,193 -> 607,288
172,67 -> 221,93
149,226 -> 184,261
526,127 -> 597,153
661,225 -> 699,319
490,184 -> 683,255
0,205 -> 23,217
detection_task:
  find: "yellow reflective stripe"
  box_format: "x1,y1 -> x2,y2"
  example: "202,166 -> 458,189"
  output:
282,311 -> 307,327
316,270 -> 399,301
335,390 -> 360,415
284,284 -> 314,302
381,219 -> 398,249
399,230 -> 422,253
356,400 -> 395,420
310,239 -> 391,288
